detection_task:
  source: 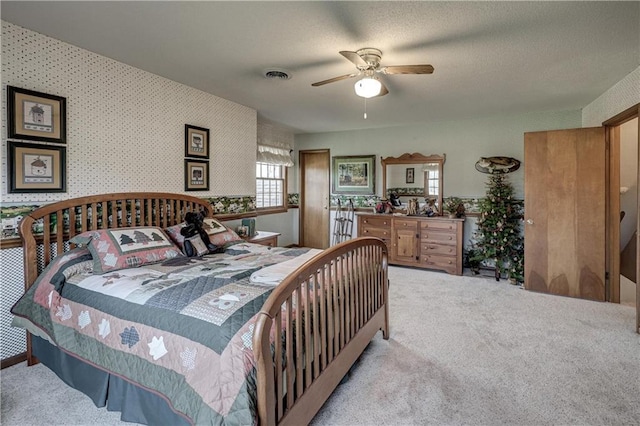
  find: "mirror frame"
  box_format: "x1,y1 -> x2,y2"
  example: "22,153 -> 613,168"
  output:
381,153 -> 446,215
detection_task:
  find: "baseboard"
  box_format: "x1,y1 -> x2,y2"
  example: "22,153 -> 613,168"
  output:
1,352 -> 26,369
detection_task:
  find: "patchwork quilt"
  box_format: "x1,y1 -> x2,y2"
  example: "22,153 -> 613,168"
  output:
11,243 -> 314,425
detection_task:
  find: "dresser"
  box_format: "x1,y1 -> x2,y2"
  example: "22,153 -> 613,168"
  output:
358,213 -> 464,275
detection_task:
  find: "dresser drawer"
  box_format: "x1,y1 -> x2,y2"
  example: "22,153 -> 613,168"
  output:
420,220 -> 457,232
394,219 -> 418,230
421,231 -> 457,245
361,227 -> 391,240
421,254 -> 457,274
360,216 -> 392,228
421,243 -> 457,256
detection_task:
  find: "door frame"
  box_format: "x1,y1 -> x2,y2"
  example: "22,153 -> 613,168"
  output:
603,102 -> 640,333
299,149 -> 330,248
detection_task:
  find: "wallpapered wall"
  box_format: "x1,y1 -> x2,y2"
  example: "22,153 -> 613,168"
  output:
582,66 -> 640,127
0,20 -> 262,361
1,21 -> 257,203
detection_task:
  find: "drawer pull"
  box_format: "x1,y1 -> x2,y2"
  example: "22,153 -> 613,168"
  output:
364,230 -> 369,233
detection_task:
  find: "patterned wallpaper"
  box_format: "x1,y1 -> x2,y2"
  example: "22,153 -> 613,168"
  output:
1,21 -> 257,203
582,66 -> 640,127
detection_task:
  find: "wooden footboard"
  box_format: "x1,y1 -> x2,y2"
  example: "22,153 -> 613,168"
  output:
253,237 -> 389,426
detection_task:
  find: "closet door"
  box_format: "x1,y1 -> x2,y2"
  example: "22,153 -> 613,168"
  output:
299,150 -> 330,249
524,127 -> 606,301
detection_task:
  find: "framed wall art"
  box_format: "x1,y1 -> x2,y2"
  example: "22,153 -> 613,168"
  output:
8,141 -> 66,193
185,124 -> 209,158
7,86 -> 67,144
406,167 -> 415,184
184,159 -> 209,191
332,155 -> 375,195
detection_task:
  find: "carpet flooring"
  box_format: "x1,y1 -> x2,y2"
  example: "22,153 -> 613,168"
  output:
2,266 -> 639,425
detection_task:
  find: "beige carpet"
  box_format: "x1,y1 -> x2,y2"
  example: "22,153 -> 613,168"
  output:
2,266 -> 639,425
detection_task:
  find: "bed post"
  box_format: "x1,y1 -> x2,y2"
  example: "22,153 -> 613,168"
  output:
253,312 -> 277,426
19,215 -> 39,365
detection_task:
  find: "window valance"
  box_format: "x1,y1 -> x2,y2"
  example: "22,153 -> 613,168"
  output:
257,144 -> 294,166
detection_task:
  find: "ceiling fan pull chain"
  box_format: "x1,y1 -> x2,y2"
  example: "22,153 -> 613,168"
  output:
364,98 -> 367,119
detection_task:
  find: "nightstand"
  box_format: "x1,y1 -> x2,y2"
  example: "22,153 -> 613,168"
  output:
245,231 -> 280,247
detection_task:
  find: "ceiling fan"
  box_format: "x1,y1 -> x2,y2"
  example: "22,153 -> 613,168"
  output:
311,48 -> 434,98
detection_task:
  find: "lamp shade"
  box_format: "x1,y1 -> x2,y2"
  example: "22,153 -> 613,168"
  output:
354,77 -> 382,98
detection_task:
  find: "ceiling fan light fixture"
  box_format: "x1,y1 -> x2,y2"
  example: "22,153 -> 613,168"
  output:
354,77 -> 381,98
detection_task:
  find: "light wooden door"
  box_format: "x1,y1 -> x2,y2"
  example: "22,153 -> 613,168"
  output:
524,127 -> 606,301
300,150 -> 330,249
394,228 -> 419,263
392,218 -> 419,264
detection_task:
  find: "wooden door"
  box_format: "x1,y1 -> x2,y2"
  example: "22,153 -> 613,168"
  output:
300,150 -> 330,249
524,127 -> 606,301
392,219 -> 419,264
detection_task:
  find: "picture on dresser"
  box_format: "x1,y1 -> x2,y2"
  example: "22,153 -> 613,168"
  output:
332,155 -> 375,194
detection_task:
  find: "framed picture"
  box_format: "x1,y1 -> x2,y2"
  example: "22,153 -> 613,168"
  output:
8,141 -> 66,193
7,86 -> 67,144
406,167 -> 415,184
184,159 -> 209,191
185,124 -> 209,158
332,155 -> 375,195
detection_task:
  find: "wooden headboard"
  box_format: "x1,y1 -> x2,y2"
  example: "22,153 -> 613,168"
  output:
19,192 -> 212,291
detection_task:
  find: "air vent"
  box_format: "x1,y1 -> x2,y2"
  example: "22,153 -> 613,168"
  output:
263,68 -> 291,80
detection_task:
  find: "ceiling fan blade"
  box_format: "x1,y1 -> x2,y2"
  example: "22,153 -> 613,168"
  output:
374,81 -> 389,97
311,73 -> 358,87
339,50 -> 368,67
380,64 -> 434,75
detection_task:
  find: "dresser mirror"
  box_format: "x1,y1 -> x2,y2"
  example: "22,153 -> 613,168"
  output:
381,153 -> 445,215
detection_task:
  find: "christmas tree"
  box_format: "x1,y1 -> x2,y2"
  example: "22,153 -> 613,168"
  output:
472,174 -> 524,283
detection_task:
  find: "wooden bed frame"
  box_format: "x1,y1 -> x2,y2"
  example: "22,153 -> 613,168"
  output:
19,192 -> 389,426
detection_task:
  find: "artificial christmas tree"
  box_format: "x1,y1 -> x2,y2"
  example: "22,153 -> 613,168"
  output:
471,173 -> 524,283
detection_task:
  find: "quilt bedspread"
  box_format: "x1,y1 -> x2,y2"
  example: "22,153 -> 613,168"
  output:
11,242 -> 313,425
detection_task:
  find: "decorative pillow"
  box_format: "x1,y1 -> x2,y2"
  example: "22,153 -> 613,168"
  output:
202,218 -> 244,247
70,227 -> 183,274
165,218 -> 243,252
164,223 -> 187,250
184,235 -> 209,257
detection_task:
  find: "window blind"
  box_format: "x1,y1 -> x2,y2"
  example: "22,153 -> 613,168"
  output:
257,144 -> 293,166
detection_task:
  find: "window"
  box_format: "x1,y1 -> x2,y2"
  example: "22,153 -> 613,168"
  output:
256,162 -> 286,210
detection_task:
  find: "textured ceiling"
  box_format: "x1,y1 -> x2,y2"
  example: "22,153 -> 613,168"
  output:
2,1 -> 639,134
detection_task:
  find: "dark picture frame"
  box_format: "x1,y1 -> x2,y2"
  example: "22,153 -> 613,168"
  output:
332,155 -> 376,195
7,86 -> 67,144
185,124 -> 210,158
184,159 -> 209,191
406,167 -> 415,184
8,141 -> 66,193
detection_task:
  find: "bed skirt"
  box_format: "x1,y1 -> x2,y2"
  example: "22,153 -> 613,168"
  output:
32,335 -> 190,425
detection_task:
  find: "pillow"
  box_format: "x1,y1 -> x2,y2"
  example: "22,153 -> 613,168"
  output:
202,218 -> 244,247
164,223 -> 187,250
165,218 -> 243,252
70,227 -> 184,274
